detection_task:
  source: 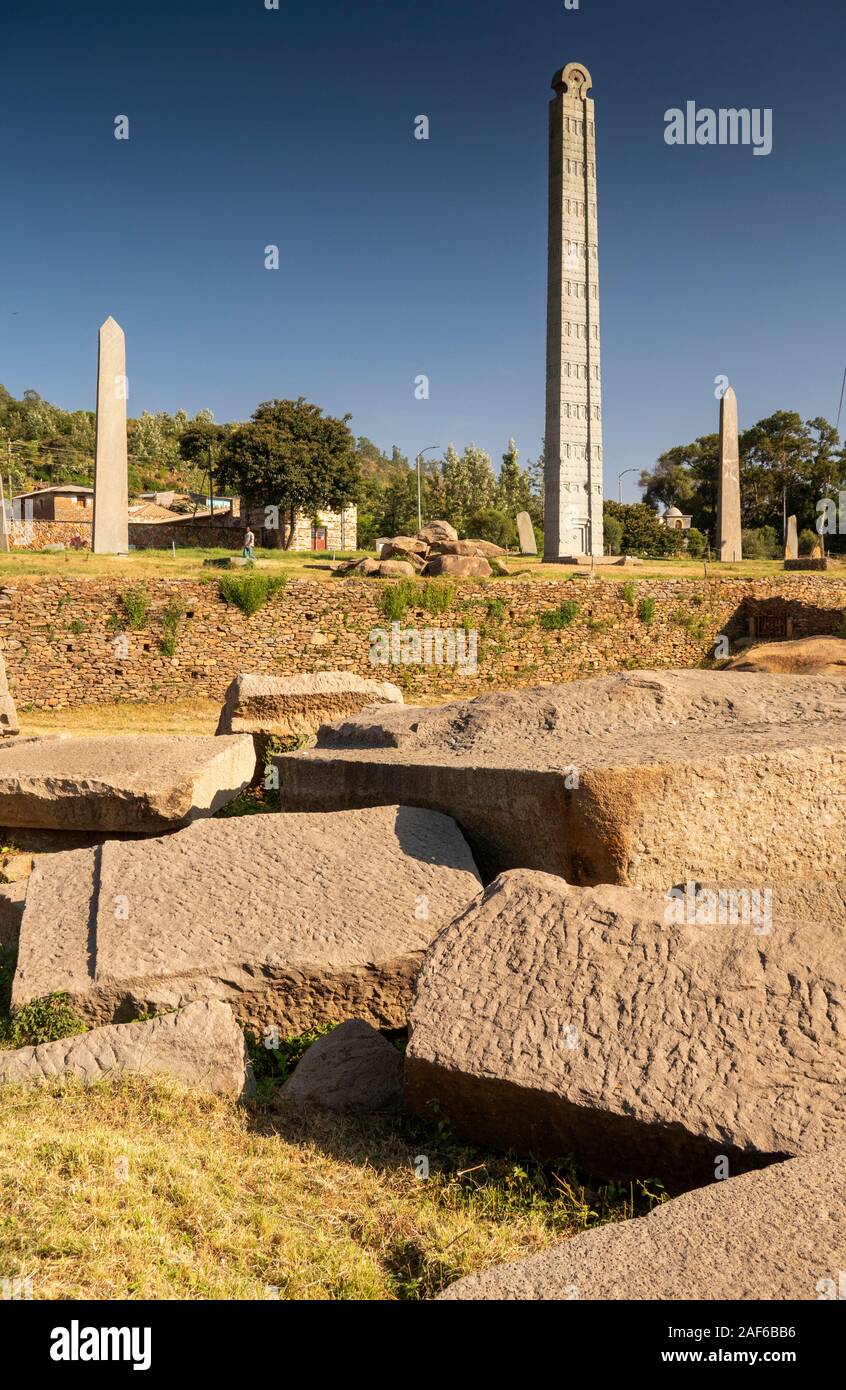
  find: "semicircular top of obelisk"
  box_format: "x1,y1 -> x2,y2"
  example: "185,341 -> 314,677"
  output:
551,62 -> 593,98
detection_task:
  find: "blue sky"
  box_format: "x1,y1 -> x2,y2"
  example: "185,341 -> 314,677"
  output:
2,0 -> 845,499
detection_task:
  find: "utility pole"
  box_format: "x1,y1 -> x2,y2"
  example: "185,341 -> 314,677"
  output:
415,445 -> 441,531
617,468 -> 639,503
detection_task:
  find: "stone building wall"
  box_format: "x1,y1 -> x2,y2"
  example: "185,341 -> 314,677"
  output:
6,507 -> 358,553
2,574 -> 845,712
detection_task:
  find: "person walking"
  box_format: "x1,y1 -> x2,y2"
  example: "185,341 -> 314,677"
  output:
243,526 -> 255,560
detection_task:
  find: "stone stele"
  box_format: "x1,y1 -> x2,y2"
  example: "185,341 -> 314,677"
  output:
439,1146 -> 846,1300
785,513 -> 799,561
0,648 -> 19,737
92,315 -> 129,555
276,669 -> 846,889
716,385 -> 742,562
11,803 -> 482,1032
516,511 -> 538,555
0,733 -> 256,830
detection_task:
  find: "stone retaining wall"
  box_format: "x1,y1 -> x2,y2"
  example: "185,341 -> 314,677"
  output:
1,574 -> 845,711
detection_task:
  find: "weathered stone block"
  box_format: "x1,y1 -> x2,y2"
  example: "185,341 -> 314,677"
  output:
405,869 -> 846,1184
12,805 -> 481,1033
0,734 -> 256,831
277,670 -> 846,888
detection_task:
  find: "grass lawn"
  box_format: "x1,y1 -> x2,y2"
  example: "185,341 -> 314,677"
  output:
0,547 -> 832,584
18,698 -> 223,737
0,1073 -> 665,1300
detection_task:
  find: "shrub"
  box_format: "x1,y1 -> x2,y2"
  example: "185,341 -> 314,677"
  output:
246,1021 -> 337,1090
420,581 -> 455,616
621,581 -> 637,606
159,597 -> 184,657
379,579 -> 419,622
799,528 -> 819,557
741,526 -> 779,560
685,527 -> 708,559
465,508 -> 517,548
68,619 -> 86,636
637,597 -> 656,624
218,573 -> 286,616
603,514 -> 623,555
119,585 -> 150,630
540,600 -> 580,630
2,993 -> 88,1047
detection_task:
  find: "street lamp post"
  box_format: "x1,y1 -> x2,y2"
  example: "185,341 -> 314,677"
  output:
617,468 -> 639,503
416,445 -> 441,532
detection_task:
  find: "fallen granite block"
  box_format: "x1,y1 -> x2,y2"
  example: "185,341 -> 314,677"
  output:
417,521 -> 458,546
283,1019 -> 403,1112
424,554 -> 492,579
277,669 -> 846,888
0,1000 -> 251,1099
725,635 -> 846,675
379,537 -> 428,560
216,671 -> 403,759
439,1147 -> 846,1300
13,804 -> 481,1034
0,734 -> 256,831
404,869 -> 846,1185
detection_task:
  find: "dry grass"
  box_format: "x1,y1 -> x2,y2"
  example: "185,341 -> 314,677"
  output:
0,548 -> 832,586
0,547 -> 348,583
0,1075 -> 662,1300
18,698 -> 221,737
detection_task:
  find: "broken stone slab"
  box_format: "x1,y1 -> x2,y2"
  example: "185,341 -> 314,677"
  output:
439,1146 -> 846,1300
380,537 -> 429,560
277,669 -> 846,888
725,635 -> 846,675
216,671 -> 403,761
282,1019 -> 403,1112
429,540 -> 506,558
404,869 -> 846,1186
12,804 -> 481,1034
0,734 -> 256,831
0,648 -> 18,737
376,560 -> 417,578
424,554 -> 492,579
334,556 -> 380,576
0,1000 -> 252,1100
417,520 -> 458,546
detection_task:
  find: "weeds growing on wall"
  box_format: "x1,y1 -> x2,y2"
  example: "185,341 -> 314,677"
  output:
637,597 -> 656,625
540,600 -> 580,630
378,579 -> 419,622
159,597 -> 184,657
218,573 -> 286,616
118,585 -> 151,630
621,581 -> 637,607
378,579 -> 457,623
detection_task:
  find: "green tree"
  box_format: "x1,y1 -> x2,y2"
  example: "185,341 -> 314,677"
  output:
496,438 -> 532,518
217,397 -> 360,549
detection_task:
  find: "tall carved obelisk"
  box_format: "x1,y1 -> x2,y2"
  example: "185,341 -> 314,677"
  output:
544,62 -> 604,561
717,386 -> 742,562
92,316 -> 129,555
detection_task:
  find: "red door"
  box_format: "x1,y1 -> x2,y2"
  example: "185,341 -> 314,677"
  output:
312,526 -> 328,551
